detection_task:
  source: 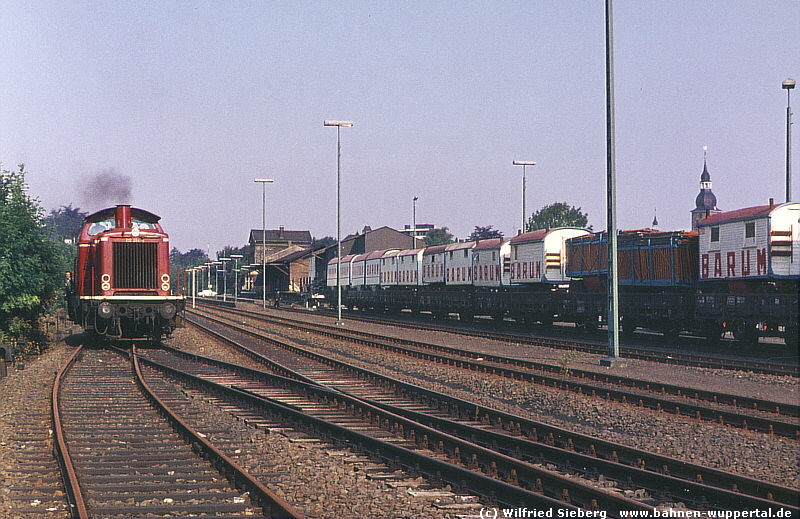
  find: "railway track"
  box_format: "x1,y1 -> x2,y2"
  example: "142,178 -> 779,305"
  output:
2,355 -> 72,518
52,344 -> 303,518
260,301 -> 798,377
193,305 -> 799,439
174,311 -> 798,515
139,340 -> 648,515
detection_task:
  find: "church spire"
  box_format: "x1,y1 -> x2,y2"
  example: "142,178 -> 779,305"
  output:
691,145 -> 720,230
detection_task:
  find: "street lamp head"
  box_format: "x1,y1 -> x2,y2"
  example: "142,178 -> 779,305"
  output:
413,196 -> 419,201
324,120 -> 354,127
513,161 -> 537,166
783,78 -> 796,90
254,178 -> 275,183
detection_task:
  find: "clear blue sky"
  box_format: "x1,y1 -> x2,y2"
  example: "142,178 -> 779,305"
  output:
2,1 -> 798,256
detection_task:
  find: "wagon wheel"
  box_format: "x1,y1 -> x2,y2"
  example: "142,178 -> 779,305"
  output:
701,320 -> 724,345
785,326 -> 798,350
660,326 -> 680,344
732,320 -> 759,347
620,316 -> 637,338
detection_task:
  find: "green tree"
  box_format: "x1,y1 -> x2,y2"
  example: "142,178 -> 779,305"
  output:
45,204 -> 87,244
169,248 -> 212,296
468,225 -> 504,241
216,244 -> 253,267
0,164 -> 70,353
424,227 -> 455,246
170,248 -> 210,270
526,202 -> 591,232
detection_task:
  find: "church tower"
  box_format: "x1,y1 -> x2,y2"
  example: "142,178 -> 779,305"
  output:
691,147 -> 720,230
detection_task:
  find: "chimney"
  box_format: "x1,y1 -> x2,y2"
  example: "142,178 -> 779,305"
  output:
279,226 -> 285,239
115,205 -> 131,228
769,197 -> 774,208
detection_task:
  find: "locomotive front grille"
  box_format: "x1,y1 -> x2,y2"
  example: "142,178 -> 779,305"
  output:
113,242 -> 159,289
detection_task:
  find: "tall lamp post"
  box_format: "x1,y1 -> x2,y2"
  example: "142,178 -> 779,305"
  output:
412,196 -> 419,248
219,257 -> 230,302
190,267 -> 197,309
324,119 -> 354,325
600,0 -> 624,367
230,254 -> 243,303
204,262 -> 213,292
213,261 -> 222,297
513,161 -> 536,233
783,78 -> 795,203
254,178 -> 275,309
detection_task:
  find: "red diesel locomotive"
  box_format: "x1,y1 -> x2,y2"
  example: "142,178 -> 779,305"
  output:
66,205 -> 184,340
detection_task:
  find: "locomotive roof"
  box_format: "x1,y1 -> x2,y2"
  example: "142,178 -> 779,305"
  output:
85,205 -> 160,223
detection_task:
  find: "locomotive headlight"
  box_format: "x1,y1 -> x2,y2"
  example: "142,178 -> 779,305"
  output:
98,302 -> 113,319
161,274 -> 170,291
159,303 -> 176,319
101,273 -> 111,291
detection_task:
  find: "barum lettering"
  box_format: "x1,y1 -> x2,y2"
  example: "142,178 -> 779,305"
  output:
757,248 -> 767,275
727,252 -> 736,277
713,253 -> 722,277
741,249 -> 751,276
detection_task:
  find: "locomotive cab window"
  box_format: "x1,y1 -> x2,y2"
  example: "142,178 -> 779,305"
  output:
87,217 -> 116,236
131,218 -> 158,230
